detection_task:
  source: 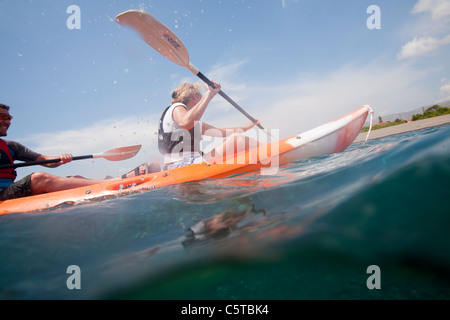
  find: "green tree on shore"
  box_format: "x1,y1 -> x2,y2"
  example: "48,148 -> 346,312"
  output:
361,105 -> 450,132
412,106 -> 450,121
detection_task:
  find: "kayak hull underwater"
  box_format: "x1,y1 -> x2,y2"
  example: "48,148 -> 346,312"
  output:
0,105 -> 371,215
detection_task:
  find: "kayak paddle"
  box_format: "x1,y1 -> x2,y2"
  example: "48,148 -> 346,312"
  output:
0,145 -> 142,170
115,10 -> 266,132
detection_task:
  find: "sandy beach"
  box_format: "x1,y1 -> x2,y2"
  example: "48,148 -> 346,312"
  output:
353,114 -> 450,143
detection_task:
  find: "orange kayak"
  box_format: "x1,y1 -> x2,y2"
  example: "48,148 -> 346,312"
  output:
0,106 -> 371,215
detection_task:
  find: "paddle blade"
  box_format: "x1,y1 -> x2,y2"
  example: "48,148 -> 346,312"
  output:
97,145 -> 142,161
116,10 -> 192,70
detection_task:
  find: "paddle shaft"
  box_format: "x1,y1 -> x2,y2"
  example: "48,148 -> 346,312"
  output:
115,11 -> 266,132
0,155 -> 94,170
196,72 -> 265,131
0,144 -> 141,170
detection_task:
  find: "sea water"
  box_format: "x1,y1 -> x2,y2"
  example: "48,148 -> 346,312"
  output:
0,124 -> 449,300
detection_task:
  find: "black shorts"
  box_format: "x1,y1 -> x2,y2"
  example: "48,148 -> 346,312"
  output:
0,174 -> 33,201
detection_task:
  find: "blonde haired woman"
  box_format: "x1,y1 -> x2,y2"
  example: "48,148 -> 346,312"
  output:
158,81 -> 260,170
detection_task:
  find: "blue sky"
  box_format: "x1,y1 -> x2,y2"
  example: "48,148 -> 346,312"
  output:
1,0 -> 449,179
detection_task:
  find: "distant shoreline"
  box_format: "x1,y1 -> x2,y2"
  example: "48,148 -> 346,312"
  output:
353,114 -> 450,143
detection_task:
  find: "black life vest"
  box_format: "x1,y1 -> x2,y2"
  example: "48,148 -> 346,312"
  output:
158,105 -> 202,155
0,139 -> 17,181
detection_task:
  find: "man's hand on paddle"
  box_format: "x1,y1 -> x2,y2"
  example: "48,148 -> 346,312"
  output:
58,153 -> 73,166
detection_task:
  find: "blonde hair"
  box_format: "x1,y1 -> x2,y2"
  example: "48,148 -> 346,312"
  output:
171,83 -> 202,105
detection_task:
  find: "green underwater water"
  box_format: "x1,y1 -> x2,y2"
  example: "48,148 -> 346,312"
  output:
0,125 -> 449,301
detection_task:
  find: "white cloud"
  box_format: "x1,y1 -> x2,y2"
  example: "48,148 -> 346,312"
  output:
397,35 -> 450,60
398,1 -> 450,60
190,60 -> 437,138
281,0 -> 298,9
439,79 -> 450,101
17,115 -> 162,180
412,0 -> 450,20
254,64 -> 435,137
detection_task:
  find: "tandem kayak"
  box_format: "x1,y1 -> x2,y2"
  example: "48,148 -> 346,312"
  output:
0,105 -> 372,215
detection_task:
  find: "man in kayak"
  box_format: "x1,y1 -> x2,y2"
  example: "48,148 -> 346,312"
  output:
0,103 -> 108,200
158,81 -> 260,170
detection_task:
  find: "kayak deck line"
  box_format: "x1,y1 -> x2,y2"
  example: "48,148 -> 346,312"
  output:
0,106 -> 371,215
